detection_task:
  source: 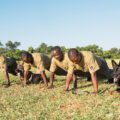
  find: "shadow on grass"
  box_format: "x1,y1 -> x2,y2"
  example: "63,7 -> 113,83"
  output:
77,83 -> 92,89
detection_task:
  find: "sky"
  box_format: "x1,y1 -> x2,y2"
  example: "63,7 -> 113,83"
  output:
0,0 -> 120,50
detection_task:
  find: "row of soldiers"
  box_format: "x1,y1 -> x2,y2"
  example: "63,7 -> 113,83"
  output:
0,46 -> 113,94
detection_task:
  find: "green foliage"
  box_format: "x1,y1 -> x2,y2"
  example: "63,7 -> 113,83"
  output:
34,43 -> 68,54
40,43 -> 47,53
61,46 -> 67,53
0,48 -> 7,55
0,40 -> 22,59
0,41 -> 3,46
0,40 -> 120,59
5,40 -> 21,50
5,49 -> 23,60
103,48 -> 120,59
76,44 -> 103,57
103,51 -> 112,59
47,46 -> 53,54
35,43 -> 48,53
28,46 -> 34,53
0,72 -> 120,120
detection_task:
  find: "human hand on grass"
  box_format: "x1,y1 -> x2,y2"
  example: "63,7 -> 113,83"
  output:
47,85 -> 54,89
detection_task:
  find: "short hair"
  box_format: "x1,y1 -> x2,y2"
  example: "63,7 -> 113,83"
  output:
52,46 -> 61,52
68,48 -> 79,59
21,51 -> 33,63
51,46 -> 62,57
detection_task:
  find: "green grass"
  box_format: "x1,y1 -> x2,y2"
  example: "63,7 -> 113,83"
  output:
0,60 -> 120,120
0,75 -> 120,120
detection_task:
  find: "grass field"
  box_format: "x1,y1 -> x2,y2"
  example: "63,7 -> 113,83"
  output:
0,60 -> 120,120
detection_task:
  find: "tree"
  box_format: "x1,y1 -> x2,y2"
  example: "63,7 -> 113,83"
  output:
40,43 -> 47,53
35,43 -> 47,53
5,49 -> 22,60
0,48 -> 7,55
109,48 -> 120,58
0,41 -> 3,47
47,46 -> 53,54
103,50 -> 112,59
61,46 -> 67,53
76,44 -> 103,57
28,46 -> 34,53
5,40 -> 21,50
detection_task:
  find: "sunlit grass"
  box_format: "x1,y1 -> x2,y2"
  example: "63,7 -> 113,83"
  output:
0,60 -> 120,120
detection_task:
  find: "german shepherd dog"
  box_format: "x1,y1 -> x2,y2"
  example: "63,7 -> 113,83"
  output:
6,57 -> 17,76
111,60 -> 120,91
2,57 -> 18,87
2,57 -> 41,87
16,65 -> 41,84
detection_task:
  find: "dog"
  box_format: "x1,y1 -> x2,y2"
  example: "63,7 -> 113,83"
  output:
1,57 -> 18,87
111,60 -> 120,91
16,64 -> 42,84
6,57 -> 17,76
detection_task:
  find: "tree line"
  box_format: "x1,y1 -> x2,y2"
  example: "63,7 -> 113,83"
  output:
0,40 -> 120,60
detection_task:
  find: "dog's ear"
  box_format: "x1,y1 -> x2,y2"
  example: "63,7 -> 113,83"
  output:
119,61 -> 120,66
111,60 -> 118,69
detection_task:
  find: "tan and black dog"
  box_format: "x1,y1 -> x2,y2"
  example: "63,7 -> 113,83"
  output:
16,64 -> 41,85
112,60 -> 120,91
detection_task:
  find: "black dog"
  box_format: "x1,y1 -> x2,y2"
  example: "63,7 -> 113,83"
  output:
6,57 -> 17,76
111,60 -> 120,91
4,58 -> 41,85
16,65 -> 41,84
2,57 -> 18,87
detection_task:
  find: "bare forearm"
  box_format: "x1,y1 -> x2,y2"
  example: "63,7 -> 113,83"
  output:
41,71 -> 48,86
50,72 -> 54,86
24,71 -> 28,86
91,72 -> 98,93
65,73 -> 73,91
